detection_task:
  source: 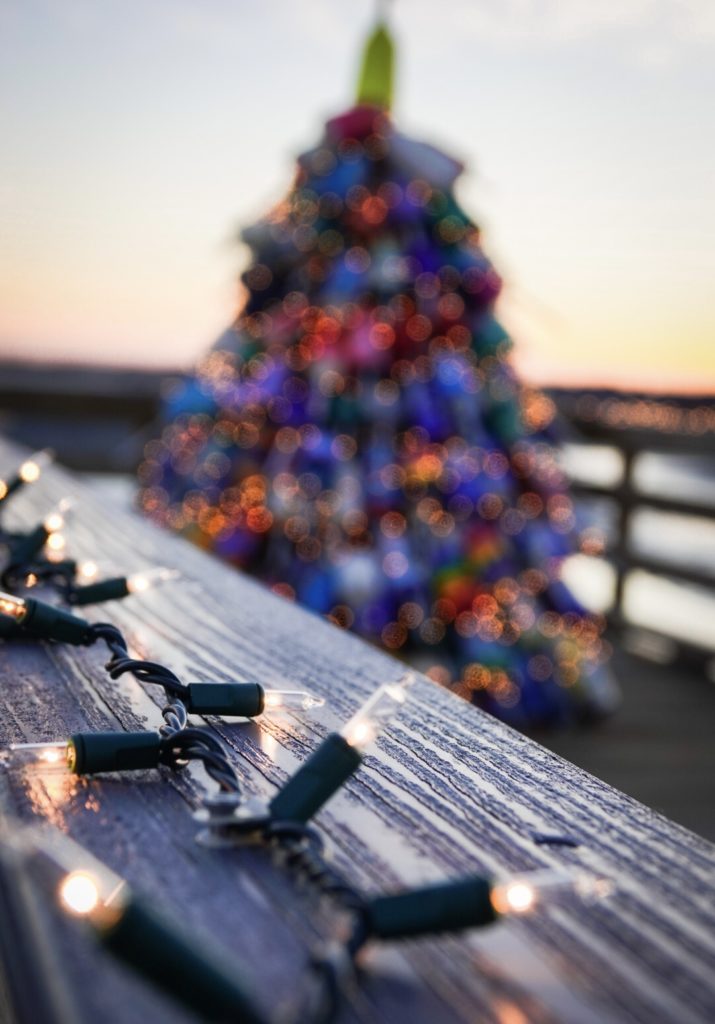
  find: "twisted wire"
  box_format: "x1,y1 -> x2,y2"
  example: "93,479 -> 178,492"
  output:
1,557 -> 77,593
263,820 -> 368,1024
266,821 -> 365,911
89,622 -> 242,795
2,533 -> 360,1021
161,728 -> 241,793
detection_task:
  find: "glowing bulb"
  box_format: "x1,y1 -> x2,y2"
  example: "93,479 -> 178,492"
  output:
0,481 -> 7,500
341,675 -> 414,752
25,573 -> 38,588
347,720 -> 375,747
263,690 -> 325,711
46,532 -> 66,552
20,462 -> 41,484
44,498 -> 74,534
126,567 -> 180,594
7,741 -> 70,771
495,882 -> 535,915
78,561 -> 99,582
0,592 -> 28,622
490,870 -> 614,917
19,450 -> 53,483
59,871 -> 100,915
16,827 -> 127,930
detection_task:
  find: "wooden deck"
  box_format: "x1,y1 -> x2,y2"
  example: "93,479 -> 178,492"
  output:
543,645 -> 715,843
1,442 -> 714,1024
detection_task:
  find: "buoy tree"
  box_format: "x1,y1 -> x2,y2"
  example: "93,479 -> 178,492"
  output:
140,19 -> 617,727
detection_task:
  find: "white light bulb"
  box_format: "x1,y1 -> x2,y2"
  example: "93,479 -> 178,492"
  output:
0,592 -> 28,622
6,826 -> 127,930
495,881 -> 535,914
490,870 -> 614,917
7,741 -> 69,771
78,561 -> 100,583
59,871 -> 100,915
263,690 -> 325,711
44,497 -> 74,533
19,450 -> 53,484
341,674 -> 414,752
126,567 -> 180,594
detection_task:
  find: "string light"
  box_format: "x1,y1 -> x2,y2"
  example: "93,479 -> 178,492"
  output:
6,741 -> 69,769
267,675 -> 413,824
126,567 -> 179,593
489,870 -> 614,916
19,450 -> 53,483
262,690 -> 325,711
361,870 -> 613,942
0,484 -> 617,1024
0,591 -> 27,624
14,826 -> 268,1024
68,567 -> 179,606
60,871 -> 102,916
0,449 -> 53,503
4,498 -> 74,569
8,732 -> 164,776
340,678 -> 411,751
185,683 -> 324,717
0,592 -> 94,644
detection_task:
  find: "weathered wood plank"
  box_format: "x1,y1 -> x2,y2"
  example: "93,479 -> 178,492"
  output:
0,440 -> 714,1024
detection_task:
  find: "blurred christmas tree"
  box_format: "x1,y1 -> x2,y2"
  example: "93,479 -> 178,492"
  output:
139,20 -> 617,727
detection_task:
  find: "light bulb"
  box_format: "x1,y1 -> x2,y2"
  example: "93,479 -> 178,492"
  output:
16,825 -> 267,1023
14,827 -> 127,929
44,497 -> 74,534
7,741 -> 70,771
77,560 -> 100,583
490,870 -> 614,917
0,592 -> 28,622
19,449 -> 53,484
262,690 -> 325,711
492,881 -> 535,914
59,871 -> 101,915
126,567 -> 180,594
267,675 -> 413,824
46,532 -> 66,552
0,450 -> 53,501
0,593 -> 92,644
340,674 -> 414,752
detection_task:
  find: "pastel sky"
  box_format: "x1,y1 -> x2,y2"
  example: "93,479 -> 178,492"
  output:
1,0 -> 713,391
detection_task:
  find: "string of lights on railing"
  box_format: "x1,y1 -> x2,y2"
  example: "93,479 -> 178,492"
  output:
0,450 -> 613,1024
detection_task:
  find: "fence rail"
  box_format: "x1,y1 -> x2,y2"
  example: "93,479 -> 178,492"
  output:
549,388 -> 715,668
2,438 -> 714,1024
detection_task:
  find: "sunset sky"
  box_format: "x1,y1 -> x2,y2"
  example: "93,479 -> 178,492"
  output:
1,0 -> 714,391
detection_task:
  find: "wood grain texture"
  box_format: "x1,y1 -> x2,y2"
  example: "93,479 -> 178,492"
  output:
0,440 -> 714,1024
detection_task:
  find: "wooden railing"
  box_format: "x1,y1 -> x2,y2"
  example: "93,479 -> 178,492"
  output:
1,439 -> 714,1024
549,389 -> 715,668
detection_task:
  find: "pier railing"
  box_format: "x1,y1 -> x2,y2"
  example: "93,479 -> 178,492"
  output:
549,389 -> 715,670
1,437 -> 714,1024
